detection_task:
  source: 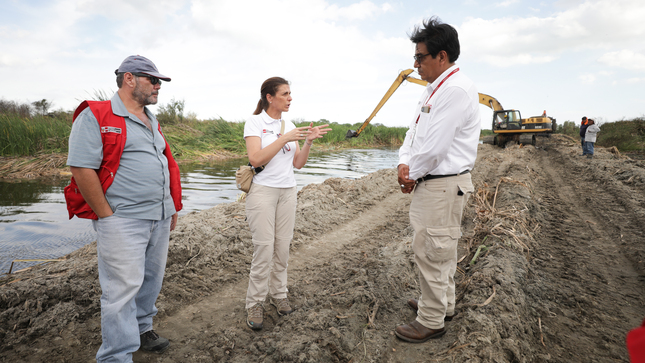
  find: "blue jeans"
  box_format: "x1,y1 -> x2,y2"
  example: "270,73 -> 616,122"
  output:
581,137 -> 585,153
584,141 -> 595,156
92,215 -> 171,363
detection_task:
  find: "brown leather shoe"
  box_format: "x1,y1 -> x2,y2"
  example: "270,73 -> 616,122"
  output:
395,320 -> 446,343
407,299 -> 458,321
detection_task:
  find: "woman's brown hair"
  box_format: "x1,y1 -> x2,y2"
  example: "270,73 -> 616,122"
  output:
253,77 -> 290,115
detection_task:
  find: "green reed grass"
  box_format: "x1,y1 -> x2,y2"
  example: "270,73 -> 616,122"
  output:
162,118 -> 248,157
597,118 -> 645,152
294,121 -> 408,146
0,113 -> 71,156
8,96 -> 641,162
162,119 -> 408,158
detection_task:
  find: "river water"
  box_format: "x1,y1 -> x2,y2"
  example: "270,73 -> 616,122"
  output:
0,148 -> 400,274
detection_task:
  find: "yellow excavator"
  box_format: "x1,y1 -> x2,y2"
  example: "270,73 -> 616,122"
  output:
346,69 -> 556,147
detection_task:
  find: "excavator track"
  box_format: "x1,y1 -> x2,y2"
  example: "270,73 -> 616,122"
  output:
519,134 -> 536,146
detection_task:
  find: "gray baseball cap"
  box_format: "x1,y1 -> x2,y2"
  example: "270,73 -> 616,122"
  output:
114,55 -> 171,81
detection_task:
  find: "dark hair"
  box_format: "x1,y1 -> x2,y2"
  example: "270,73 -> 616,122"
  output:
116,73 -> 125,88
409,16 -> 460,63
253,77 -> 290,115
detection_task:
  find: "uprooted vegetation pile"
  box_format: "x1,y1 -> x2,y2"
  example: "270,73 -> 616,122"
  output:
1,134 -> 644,362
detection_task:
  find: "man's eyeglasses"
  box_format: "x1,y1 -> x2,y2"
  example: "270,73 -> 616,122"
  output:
132,72 -> 162,85
413,53 -> 432,62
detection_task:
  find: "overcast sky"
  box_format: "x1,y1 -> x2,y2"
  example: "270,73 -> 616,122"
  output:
1,0 -> 644,130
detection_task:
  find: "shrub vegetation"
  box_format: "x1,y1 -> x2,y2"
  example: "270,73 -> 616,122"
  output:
3,97 -> 642,159
596,118 -> 645,153
0,99 -> 72,156
555,117 -> 645,155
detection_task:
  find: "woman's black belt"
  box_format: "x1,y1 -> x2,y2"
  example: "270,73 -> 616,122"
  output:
416,169 -> 470,183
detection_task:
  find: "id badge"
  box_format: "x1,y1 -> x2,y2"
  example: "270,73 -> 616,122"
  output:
421,105 -> 431,113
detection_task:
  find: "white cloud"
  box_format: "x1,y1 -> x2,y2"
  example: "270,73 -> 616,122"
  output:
579,74 -> 596,84
496,0 -> 519,7
0,0 -> 411,124
626,77 -> 645,84
460,0 -> 645,67
598,50 -> 645,71
0,55 -> 20,67
326,0 -> 392,20
2,0 -> 645,127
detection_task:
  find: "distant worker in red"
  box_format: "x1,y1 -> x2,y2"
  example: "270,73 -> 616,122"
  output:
580,116 -> 589,155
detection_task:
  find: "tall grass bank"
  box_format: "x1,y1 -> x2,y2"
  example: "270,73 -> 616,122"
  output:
0,113 -> 71,156
3,97 -> 643,161
0,98 -> 408,163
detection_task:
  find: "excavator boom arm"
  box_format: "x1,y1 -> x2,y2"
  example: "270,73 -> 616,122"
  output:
478,93 -> 504,112
347,69 -> 505,138
346,69 -> 426,138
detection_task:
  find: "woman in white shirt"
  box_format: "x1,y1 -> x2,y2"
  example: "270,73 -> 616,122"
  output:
243,77 -> 331,330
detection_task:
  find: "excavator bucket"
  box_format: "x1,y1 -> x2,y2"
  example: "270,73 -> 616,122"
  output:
347,69 -> 420,140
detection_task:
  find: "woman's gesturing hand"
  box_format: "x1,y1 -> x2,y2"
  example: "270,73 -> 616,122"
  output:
283,126 -> 312,143
305,122 -> 332,143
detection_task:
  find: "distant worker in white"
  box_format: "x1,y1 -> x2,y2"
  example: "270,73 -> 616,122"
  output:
584,119 -> 600,159
396,17 -> 480,343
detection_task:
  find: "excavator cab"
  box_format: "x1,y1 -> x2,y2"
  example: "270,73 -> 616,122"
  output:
493,110 -> 522,130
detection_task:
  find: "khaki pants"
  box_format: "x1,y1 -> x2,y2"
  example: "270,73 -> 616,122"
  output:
410,173 -> 473,329
245,183 -> 297,309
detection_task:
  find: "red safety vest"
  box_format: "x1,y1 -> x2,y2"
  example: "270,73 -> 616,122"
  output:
64,100 -> 183,220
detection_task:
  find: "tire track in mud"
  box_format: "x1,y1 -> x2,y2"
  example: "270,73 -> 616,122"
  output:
134,190 -> 414,362
521,144 -> 645,362
4,140 -> 644,363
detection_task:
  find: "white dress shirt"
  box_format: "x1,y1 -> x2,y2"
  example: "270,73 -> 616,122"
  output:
398,65 -> 481,181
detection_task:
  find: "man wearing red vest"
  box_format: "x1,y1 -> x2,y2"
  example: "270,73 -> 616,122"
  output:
66,55 -> 182,362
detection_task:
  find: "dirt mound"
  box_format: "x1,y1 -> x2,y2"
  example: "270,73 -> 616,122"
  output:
1,135 -> 644,362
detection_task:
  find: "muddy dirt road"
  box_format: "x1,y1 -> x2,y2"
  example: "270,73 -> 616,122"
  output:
1,135 -> 644,362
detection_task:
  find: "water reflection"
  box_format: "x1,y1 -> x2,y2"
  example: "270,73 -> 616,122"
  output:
0,148 -> 399,273
0,181 -> 53,218
179,148 -> 399,215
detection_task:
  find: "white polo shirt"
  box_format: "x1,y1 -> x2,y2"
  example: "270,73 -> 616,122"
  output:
244,110 -> 297,188
398,65 -> 481,181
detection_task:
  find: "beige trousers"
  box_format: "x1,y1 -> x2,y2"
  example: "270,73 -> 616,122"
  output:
410,172 -> 474,329
245,183 -> 297,309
